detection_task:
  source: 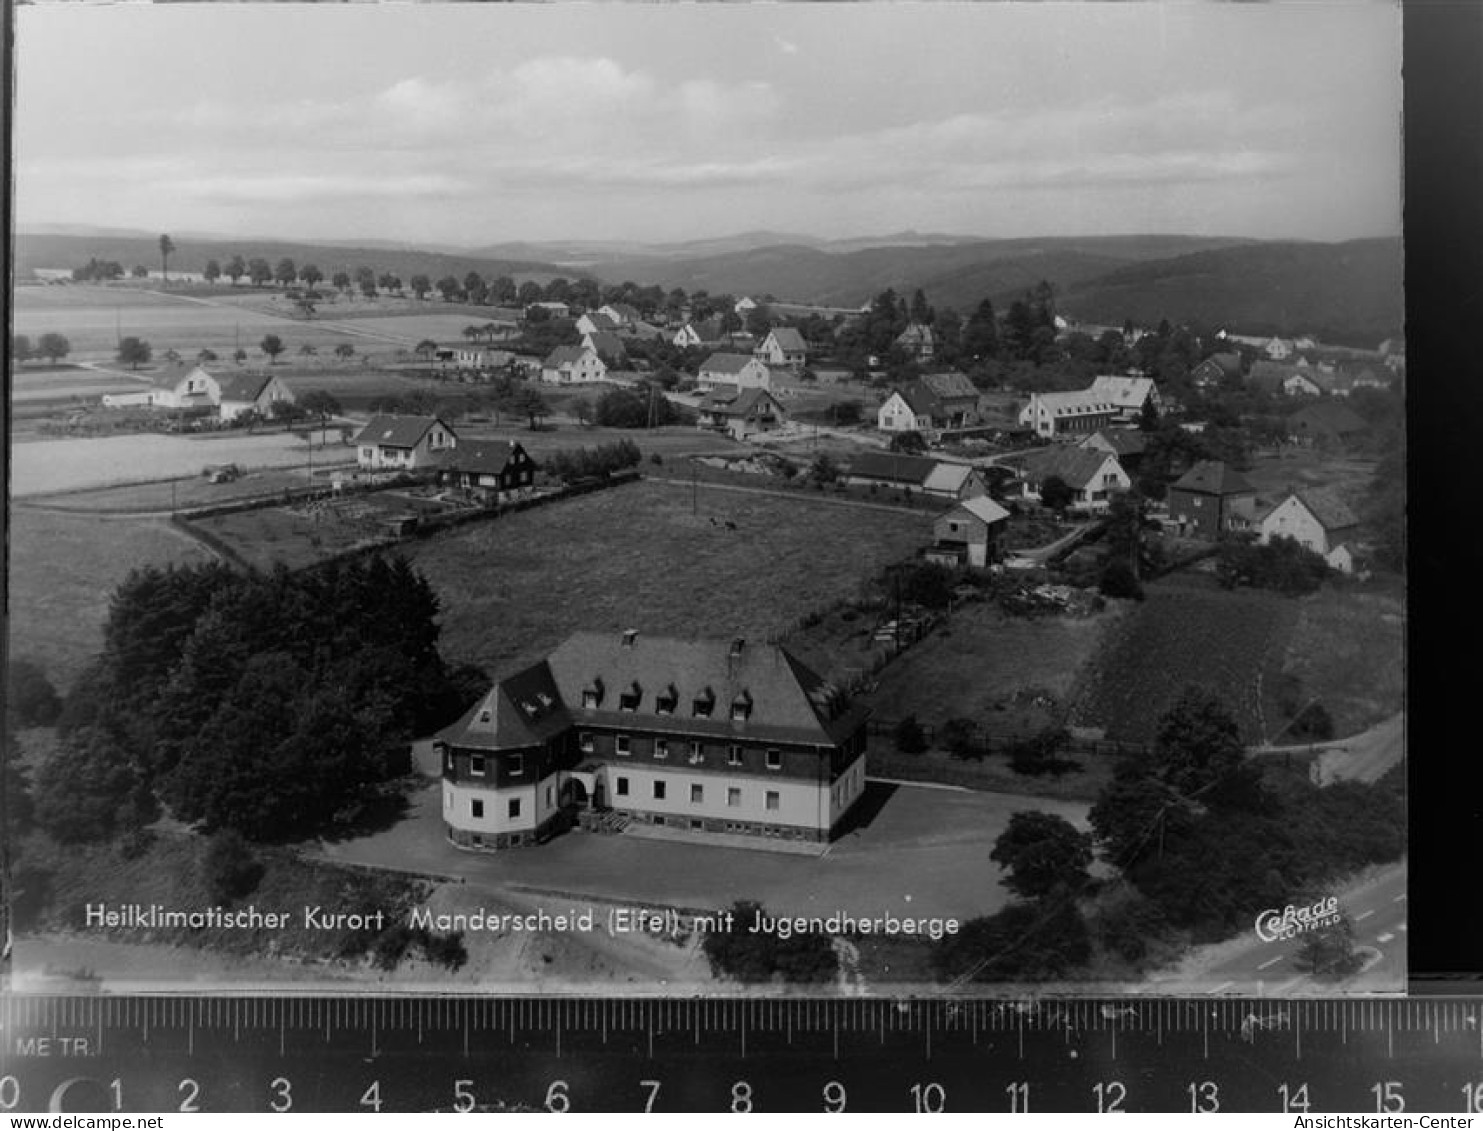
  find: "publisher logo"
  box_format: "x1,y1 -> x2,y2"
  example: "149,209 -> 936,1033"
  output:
1255,896 -> 1341,943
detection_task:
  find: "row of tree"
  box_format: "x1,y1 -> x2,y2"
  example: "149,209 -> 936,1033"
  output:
11,333 -> 70,363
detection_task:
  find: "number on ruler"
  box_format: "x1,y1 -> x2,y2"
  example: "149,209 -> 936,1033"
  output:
731,1080 -> 753,1113
545,1080 -> 570,1113
269,1077 -> 292,1113
910,1082 -> 946,1113
1278,1083 -> 1311,1113
1463,1083 -> 1483,1113
110,1079 -> 123,1112
822,1081 -> 847,1113
0,1076 -> 20,1111
1372,1081 -> 1404,1113
453,1079 -> 476,1113
639,1080 -> 661,1113
1187,1080 -> 1219,1113
1005,1082 -> 1029,1112
1094,1081 -> 1126,1113
178,1078 -> 201,1113
359,1081 -> 382,1113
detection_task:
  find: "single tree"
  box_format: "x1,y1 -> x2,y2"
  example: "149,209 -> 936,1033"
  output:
131,265 -> 149,279
158,233 -> 176,281
299,390 -> 342,443
299,263 -> 323,289
202,829 -> 265,903
410,274 -> 432,301
990,811 -> 1094,898
36,333 -> 70,363
1039,475 -> 1075,514
414,339 -> 440,361
889,430 -> 927,454
436,276 -> 462,303
248,258 -> 273,286
299,343 -> 317,357
197,349 -> 218,363
225,255 -> 246,285
260,334 -> 285,364
333,342 -> 356,360
6,659 -> 62,727
332,270 -> 352,295
204,258 -> 222,284
12,334 -> 33,362
275,258 -> 298,288
508,386 -> 551,430
117,337 -> 152,369
233,348 -> 248,364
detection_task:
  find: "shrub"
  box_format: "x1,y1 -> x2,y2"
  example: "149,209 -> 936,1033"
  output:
1098,560 -> 1144,601
202,829 -> 265,904
894,715 -> 928,754
1009,727 -> 1072,776
1093,896 -> 1170,964
701,900 -> 838,984
6,659 -> 62,727
939,717 -> 981,759
420,931 -> 469,971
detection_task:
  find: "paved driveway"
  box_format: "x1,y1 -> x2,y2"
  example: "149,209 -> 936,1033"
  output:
315,773 -> 1091,924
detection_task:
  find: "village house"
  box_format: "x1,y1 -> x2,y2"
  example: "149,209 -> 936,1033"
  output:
580,330 -> 628,366
215,371 -> 297,424
1077,428 -> 1148,476
575,312 -> 619,337
1018,389 -> 1119,439
1255,489 -> 1362,574
599,302 -> 642,328
927,496 -> 1012,568
528,301 -> 571,319
754,327 -> 808,372
1088,375 -> 1161,422
436,631 -> 869,851
1166,460 -> 1256,539
1192,352 -> 1241,393
695,385 -> 788,440
541,345 -> 608,385
1262,337 -> 1296,361
1248,361 -> 1323,398
438,440 -> 538,505
673,317 -> 725,349
696,352 -> 771,392
354,414 -> 457,471
876,371 -> 980,433
842,452 -> 988,500
1013,446 -> 1131,514
894,322 -> 935,362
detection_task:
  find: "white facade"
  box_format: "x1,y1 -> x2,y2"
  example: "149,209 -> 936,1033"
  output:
877,390 -> 922,432
697,357 -> 771,391
1257,495 -> 1356,572
541,349 -> 607,385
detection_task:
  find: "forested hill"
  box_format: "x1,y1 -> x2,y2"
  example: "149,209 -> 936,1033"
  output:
14,233 -> 575,286
1059,238 -> 1403,346
584,235 -> 1255,311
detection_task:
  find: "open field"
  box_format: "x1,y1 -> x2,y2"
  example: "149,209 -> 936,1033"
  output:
9,431 -> 346,496
1070,577 -> 1300,743
18,465 -> 328,514
6,509 -> 213,690
1279,581 -> 1405,737
857,600 -> 1133,733
404,479 -> 934,678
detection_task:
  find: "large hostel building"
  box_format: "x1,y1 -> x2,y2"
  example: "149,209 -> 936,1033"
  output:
437,631 -> 870,851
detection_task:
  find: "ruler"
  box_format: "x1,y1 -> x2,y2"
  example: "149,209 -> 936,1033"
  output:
1,996 -> 1480,1113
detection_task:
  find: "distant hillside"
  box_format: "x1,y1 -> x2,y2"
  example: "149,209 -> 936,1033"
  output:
1061,238 -> 1403,346
14,233 -> 576,287
584,235 -> 1256,311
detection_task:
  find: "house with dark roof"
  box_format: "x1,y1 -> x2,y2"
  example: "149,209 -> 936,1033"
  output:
1285,401 -> 1370,447
599,302 -> 642,328
1014,446 -> 1131,514
1255,489 -> 1362,573
673,317 -> 725,349
215,371 -> 296,423
575,311 -> 619,337
1166,460 -> 1256,539
353,415 -> 457,471
1078,429 -> 1147,474
755,327 -> 807,371
928,496 -> 1012,568
876,372 -> 980,433
541,344 -> 607,385
841,453 -> 987,500
581,330 -> 629,366
1191,352 -> 1245,391
438,440 -> 538,504
695,385 -> 788,440
696,352 -> 771,392
1088,375 -> 1161,421
1018,389 -> 1119,439
435,631 -> 870,851
1248,361 -> 1322,398
894,322 -> 935,362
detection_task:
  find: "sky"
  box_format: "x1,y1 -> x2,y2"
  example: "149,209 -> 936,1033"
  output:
12,2 -> 1403,248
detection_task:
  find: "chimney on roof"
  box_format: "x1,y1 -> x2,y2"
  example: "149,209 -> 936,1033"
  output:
622,629 -> 638,648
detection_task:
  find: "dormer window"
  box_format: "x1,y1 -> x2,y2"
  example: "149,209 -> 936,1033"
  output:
470,755 -> 486,777
582,678 -> 604,709
619,681 -> 642,712
730,690 -> 753,722
655,683 -> 678,716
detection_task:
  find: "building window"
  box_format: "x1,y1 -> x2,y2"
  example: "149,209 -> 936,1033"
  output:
619,681 -> 642,711
691,784 -> 704,804
765,791 -> 780,812
727,788 -> 741,808
582,691 -> 599,708
579,732 -> 595,753
471,799 -> 484,818
616,735 -> 631,756
693,687 -> 716,717
654,739 -> 669,760
656,684 -> 678,716
653,780 -> 667,801
470,755 -> 486,777
616,776 -> 629,797
731,691 -> 753,722
508,799 -> 521,819
728,745 -> 743,767
509,754 -> 524,776
688,742 -> 705,764
766,749 -> 782,770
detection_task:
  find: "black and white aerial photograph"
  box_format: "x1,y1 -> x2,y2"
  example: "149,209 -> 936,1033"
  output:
5,1 -> 1405,996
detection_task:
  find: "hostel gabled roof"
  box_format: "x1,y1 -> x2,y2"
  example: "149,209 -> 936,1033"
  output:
353,414 -> 453,449
699,351 -> 762,376
214,371 -> 281,402
845,451 -> 938,486
441,632 -> 866,751
764,326 -> 807,352
440,440 -> 534,476
1293,488 -> 1361,533
918,371 -> 978,401
1018,445 -> 1120,491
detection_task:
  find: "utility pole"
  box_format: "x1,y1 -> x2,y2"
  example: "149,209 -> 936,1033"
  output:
691,463 -> 697,517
